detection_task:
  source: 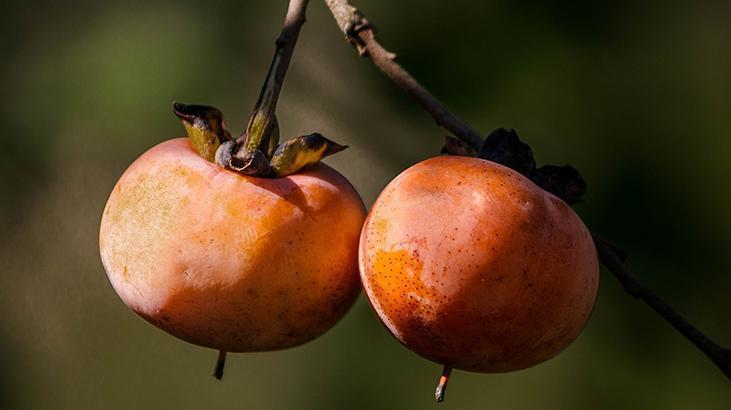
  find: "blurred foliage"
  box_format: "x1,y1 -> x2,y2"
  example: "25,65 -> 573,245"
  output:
1,0 -> 730,409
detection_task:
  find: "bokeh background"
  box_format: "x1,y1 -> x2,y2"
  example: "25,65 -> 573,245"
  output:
2,0 -> 730,409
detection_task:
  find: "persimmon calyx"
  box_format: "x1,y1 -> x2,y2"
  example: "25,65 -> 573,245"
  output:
479,128 -> 536,176
173,102 -> 232,161
441,136 -> 478,157
238,113 -> 280,159
270,133 -> 347,177
226,146 -> 273,176
173,102 -> 232,162
173,103 -> 347,177
216,132 -> 347,177
264,115 -> 280,159
442,127 -> 587,205
214,132 -> 346,177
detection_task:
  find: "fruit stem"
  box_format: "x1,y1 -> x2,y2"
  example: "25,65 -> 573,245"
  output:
434,364 -> 453,403
214,350 -> 227,380
240,0 -> 310,156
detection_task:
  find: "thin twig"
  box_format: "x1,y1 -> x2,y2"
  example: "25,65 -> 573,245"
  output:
323,0 -> 483,150
323,0 -> 731,381
593,235 -> 731,379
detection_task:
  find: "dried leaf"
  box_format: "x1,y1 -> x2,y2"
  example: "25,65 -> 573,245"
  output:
479,128 -> 536,177
441,136 -> 478,157
531,165 -> 586,205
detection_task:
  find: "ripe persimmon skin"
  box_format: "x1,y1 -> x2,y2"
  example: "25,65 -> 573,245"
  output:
100,138 -> 365,352
359,156 -> 599,372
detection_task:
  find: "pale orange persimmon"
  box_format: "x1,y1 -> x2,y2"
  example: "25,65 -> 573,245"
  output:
359,155 -> 599,373
99,138 -> 365,352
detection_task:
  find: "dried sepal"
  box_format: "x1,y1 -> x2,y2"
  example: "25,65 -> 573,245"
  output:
476,127 -> 586,204
215,141 -> 272,176
531,165 -> 586,205
215,140 -> 237,169
441,136 -> 478,157
173,102 -> 232,162
479,128 -> 536,177
230,149 -> 273,176
270,133 -> 347,177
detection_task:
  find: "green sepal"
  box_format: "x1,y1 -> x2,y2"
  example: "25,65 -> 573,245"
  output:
173,102 -> 232,162
270,133 -> 347,177
265,115 -> 280,159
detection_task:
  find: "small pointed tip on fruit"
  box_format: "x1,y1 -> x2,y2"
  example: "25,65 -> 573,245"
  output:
434,365 -> 453,403
213,350 -> 227,380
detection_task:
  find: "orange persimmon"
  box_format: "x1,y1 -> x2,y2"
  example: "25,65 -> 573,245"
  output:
359,155 -> 599,373
100,138 -> 365,353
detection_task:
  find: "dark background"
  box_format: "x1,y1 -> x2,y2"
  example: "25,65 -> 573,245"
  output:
1,1 -> 730,409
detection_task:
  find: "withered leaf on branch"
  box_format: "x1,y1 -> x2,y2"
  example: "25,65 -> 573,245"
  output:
477,127 -> 586,204
531,165 -> 586,205
479,128 -> 536,177
441,136 -> 478,157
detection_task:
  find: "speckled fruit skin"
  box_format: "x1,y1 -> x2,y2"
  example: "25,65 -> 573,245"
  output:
99,138 -> 366,352
359,155 -> 599,372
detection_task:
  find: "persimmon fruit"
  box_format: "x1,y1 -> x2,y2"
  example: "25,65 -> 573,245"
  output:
99,138 -> 365,354
99,12 -> 361,377
359,155 -> 599,398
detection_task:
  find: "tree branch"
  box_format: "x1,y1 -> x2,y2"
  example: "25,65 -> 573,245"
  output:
323,0 -> 483,150
323,0 -> 731,381
594,235 -> 731,379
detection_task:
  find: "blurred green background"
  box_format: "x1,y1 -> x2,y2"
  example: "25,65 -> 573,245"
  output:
1,0 -> 730,409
